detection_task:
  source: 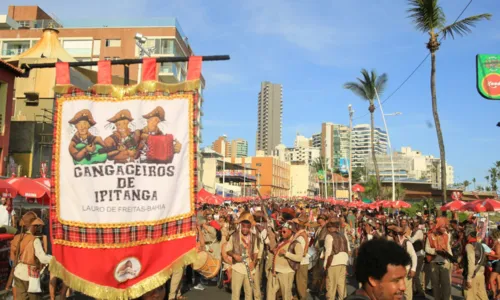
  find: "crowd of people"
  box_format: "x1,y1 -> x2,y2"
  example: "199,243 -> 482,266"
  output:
180,201 -> 500,300
4,199 -> 500,300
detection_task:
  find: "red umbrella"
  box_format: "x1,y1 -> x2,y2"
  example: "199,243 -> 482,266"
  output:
352,184 -> 365,192
196,188 -> 223,205
461,199 -> 500,212
0,180 -> 18,198
6,177 -> 49,199
33,177 -> 51,188
440,200 -> 466,212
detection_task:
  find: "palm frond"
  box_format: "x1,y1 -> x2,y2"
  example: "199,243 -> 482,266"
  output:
375,73 -> 388,97
343,82 -> 369,101
440,14 -> 492,39
407,0 -> 445,32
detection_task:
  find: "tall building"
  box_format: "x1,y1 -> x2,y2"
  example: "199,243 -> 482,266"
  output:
315,123 -> 350,170
231,139 -> 248,158
212,136 -> 230,157
294,134 -> 311,148
282,135 -> 320,166
290,164 -> 317,196
256,81 -> 282,155
351,124 -> 388,169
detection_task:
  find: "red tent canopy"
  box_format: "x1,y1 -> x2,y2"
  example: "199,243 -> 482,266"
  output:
196,188 -> 223,205
0,180 -> 17,198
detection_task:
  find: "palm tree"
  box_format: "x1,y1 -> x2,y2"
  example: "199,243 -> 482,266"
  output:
489,167 -> 498,192
472,178 -> 476,190
407,0 -> 491,204
463,180 -> 470,192
344,69 -> 388,194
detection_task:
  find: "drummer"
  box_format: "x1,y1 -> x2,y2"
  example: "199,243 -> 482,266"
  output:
225,212 -> 259,300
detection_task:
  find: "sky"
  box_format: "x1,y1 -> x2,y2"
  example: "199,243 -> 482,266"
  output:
6,0 -> 500,187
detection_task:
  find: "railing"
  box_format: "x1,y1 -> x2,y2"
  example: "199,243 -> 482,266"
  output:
1,48 -> 29,56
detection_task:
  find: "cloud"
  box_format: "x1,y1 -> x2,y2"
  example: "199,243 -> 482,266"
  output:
204,72 -> 238,87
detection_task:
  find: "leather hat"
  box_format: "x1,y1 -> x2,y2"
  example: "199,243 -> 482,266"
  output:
31,218 -> 45,226
281,221 -> 297,232
281,207 -> 296,220
236,212 -> 256,226
326,217 -> 341,228
317,214 -> 328,221
107,109 -> 134,123
68,109 -> 96,126
390,226 -> 403,234
20,212 -> 38,227
142,106 -> 165,121
292,214 -> 309,226
253,211 -> 267,222
366,219 -> 376,228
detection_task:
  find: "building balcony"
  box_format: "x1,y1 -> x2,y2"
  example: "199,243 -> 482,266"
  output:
0,15 -> 18,30
159,62 -> 180,84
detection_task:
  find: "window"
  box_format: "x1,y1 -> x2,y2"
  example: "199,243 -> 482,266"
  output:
104,57 -> 111,61
18,21 -> 30,28
105,39 -> 121,47
62,40 -> 92,56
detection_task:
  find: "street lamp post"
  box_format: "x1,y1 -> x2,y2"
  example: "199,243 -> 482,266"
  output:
221,134 -> 227,198
348,105 -> 354,202
324,139 -> 328,199
134,33 -> 154,83
374,88 -> 400,201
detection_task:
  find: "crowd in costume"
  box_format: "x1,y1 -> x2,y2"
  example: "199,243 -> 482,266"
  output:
4,201 -> 500,300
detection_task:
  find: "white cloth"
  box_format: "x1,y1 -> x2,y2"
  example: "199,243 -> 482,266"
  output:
14,238 -> 52,281
295,236 -> 310,265
397,236 -> 417,272
0,205 -> 13,227
408,229 -> 425,256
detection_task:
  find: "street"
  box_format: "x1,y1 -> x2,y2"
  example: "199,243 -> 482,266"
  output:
182,276 -> 466,300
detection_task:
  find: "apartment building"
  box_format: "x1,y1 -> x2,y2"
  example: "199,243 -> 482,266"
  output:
290,163 -> 317,196
231,139 -> 248,158
256,81 -> 282,156
313,123 -> 350,170
1,5 -> 197,84
351,124 -> 388,169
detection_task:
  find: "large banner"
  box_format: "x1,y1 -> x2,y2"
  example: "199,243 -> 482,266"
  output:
50,61 -> 199,299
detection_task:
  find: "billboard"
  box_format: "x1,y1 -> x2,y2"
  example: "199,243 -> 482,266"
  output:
339,158 -> 350,175
477,54 -> 500,100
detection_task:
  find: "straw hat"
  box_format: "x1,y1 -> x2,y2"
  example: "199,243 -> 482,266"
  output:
292,214 -> 309,226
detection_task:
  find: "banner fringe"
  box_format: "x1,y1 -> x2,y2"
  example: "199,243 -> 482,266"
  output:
54,80 -> 201,99
49,248 -> 197,300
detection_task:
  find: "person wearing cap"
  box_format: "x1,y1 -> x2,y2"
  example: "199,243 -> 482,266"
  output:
136,106 -> 182,163
323,218 -> 350,300
361,219 -> 378,244
388,226 -> 417,300
103,109 -> 141,163
68,109 -> 106,165
311,213 -> 328,293
267,221 -> 303,300
462,231 -> 488,300
10,212 -> 52,300
225,212 -> 259,300
291,215 -> 310,300
425,217 -> 453,300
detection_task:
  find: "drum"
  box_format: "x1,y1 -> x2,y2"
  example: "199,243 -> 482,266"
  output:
147,134 -> 174,163
193,251 -> 221,279
308,247 -> 318,270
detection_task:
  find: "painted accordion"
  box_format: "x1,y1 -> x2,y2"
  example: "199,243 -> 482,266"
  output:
146,134 -> 174,163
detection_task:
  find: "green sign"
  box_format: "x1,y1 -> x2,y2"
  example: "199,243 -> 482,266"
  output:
477,54 -> 500,100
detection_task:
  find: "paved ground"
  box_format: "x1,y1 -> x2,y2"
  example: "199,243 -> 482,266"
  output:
182,276 -> 466,300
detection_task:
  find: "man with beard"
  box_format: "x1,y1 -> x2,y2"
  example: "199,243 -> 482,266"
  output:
137,106 -> 181,163
104,109 -> 140,163
68,109 -> 106,165
225,212 -> 259,300
346,239 -> 410,300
